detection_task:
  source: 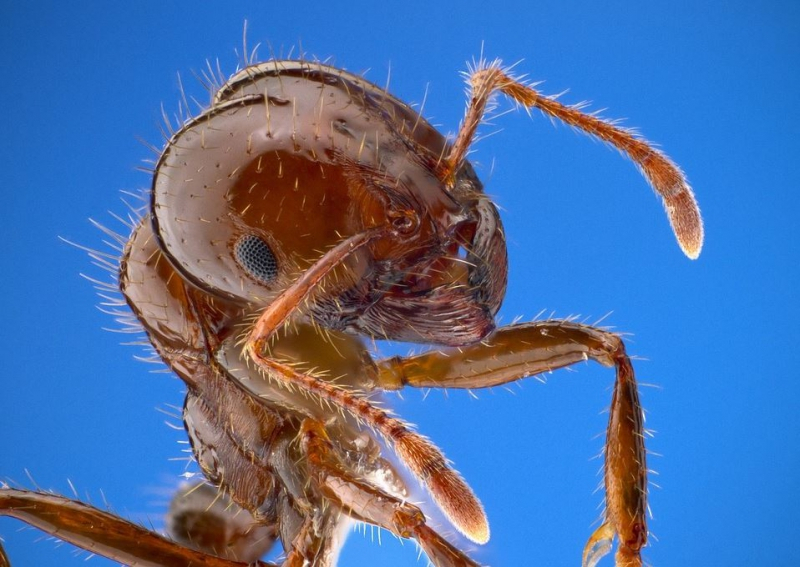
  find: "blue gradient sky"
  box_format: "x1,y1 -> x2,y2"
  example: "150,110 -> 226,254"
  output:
1,2 -> 798,566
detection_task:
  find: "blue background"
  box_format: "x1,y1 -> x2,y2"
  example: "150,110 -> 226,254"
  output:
1,2 -> 797,566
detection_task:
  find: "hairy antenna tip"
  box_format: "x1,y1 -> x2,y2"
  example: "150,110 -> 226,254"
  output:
665,190 -> 704,260
429,469 -> 490,544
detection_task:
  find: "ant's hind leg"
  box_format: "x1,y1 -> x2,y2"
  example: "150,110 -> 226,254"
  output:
0,486 -> 275,566
377,320 -> 648,567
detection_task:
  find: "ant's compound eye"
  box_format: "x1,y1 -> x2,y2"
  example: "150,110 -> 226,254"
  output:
234,234 -> 278,284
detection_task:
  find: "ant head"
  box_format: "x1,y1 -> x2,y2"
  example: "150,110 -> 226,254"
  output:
150,61 -> 507,345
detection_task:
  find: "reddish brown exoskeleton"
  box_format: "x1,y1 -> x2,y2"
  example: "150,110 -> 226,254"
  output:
0,57 -> 702,567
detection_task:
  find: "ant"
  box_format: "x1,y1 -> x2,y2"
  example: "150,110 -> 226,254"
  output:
0,56 -> 702,567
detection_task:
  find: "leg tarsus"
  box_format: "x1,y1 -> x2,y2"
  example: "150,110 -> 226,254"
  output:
583,522 -> 615,567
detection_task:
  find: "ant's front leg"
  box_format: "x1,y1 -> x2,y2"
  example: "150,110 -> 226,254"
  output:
377,321 -> 648,567
242,231 -> 489,544
299,419 -> 482,567
0,486 -> 276,566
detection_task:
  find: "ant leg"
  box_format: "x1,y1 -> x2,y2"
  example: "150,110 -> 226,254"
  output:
299,419 -> 482,567
0,486 -> 276,566
377,320 -> 647,567
243,232 -> 489,544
